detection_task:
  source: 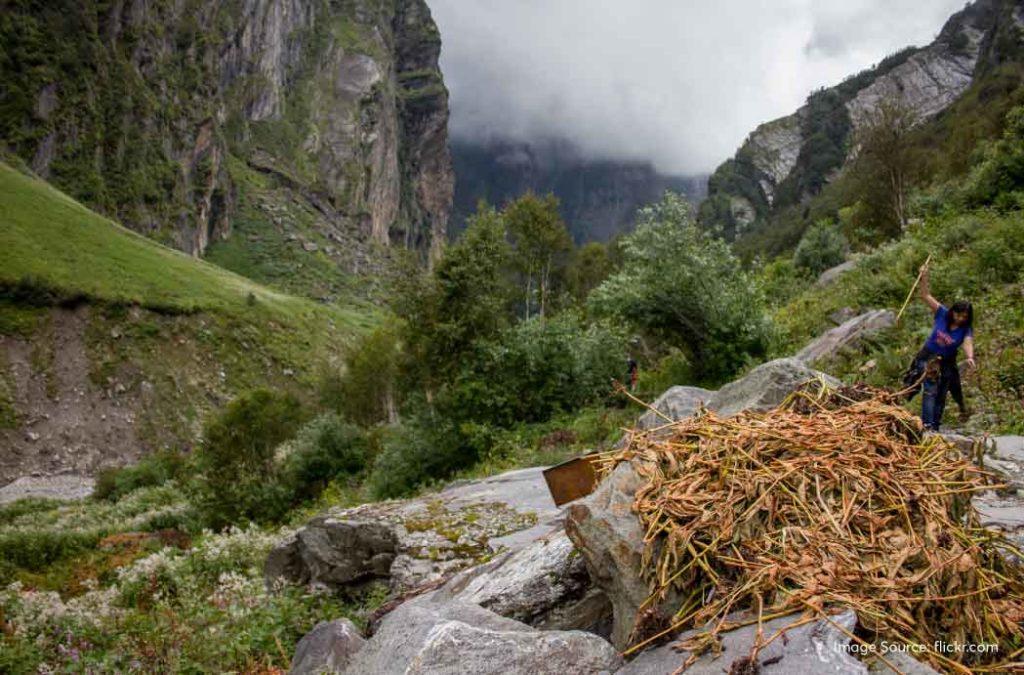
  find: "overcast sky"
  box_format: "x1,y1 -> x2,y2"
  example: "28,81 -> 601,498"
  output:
429,0 -> 966,175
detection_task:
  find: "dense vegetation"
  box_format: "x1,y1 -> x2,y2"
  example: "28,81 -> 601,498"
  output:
3,7 -> 1024,669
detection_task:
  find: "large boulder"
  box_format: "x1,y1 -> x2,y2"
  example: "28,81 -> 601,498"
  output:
816,259 -> 858,286
267,518 -> 397,589
636,386 -> 715,430
618,610 -> 866,675
267,467 -> 562,592
436,530 -> 612,634
339,596 -> 622,675
290,619 -> 365,675
565,462 -> 659,650
706,358 -> 840,418
795,309 -> 895,365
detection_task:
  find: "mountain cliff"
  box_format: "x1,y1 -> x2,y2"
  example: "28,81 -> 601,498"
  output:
451,138 -> 707,243
700,0 -> 1024,245
0,0 -> 453,263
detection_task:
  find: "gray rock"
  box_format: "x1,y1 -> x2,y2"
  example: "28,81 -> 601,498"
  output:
819,260 -> 860,286
267,518 -> 397,589
707,358 -> 841,418
619,609 -> 866,675
290,619 -> 365,675
566,462 -> 659,650
637,386 -> 715,430
974,493 -> 1024,531
829,307 -> 859,325
268,467 -> 563,592
795,310 -> 895,365
437,530 -> 610,633
341,596 -> 621,675
817,260 -> 858,287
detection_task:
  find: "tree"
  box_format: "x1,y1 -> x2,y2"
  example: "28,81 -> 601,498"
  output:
850,99 -> 919,238
588,192 -> 769,382
567,241 -> 615,303
398,202 -> 515,392
504,193 -> 573,319
793,220 -> 849,275
191,389 -> 306,528
320,322 -> 402,426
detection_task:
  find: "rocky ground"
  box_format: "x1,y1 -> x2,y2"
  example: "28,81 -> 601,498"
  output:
271,311 -> 1024,674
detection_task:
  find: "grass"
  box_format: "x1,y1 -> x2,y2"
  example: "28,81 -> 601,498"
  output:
204,156 -> 379,303
0,160 -> 379,449
0,161 -> 361,324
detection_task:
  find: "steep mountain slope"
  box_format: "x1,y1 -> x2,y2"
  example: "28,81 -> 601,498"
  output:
451,138 -> 707,243
0,0 -> 453,270
0,161 -> 372,483
701,0 -> 1024,247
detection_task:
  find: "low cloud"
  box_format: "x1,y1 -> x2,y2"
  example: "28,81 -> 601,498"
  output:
429,0 -> 964,174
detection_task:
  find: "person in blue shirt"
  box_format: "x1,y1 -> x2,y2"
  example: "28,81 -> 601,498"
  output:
905,261 -> 976,431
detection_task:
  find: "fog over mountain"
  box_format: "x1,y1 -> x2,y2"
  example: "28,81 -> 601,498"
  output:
430,0 -> 965,175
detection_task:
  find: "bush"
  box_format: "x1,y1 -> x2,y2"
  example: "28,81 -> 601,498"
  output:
283,414 -> 371,498
0,529 -> 101,570
444,313 -> 627,427
94,450 -> 186,502
961,105 -> 1024,210
191,389 -> 306,529
793,220 -> 849,275
320,324 -> 401,427
368,417 -> 456,499
590,192 -> 770,383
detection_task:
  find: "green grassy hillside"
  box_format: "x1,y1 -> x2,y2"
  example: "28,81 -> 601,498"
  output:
0,160 -> 375,452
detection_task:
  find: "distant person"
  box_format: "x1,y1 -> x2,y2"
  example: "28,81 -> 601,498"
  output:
626,358 -> 639,392
903,261 -> 975,431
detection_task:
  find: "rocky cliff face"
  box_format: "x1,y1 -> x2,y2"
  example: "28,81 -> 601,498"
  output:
0,0 -> 453,260
700,0 -> 1020,241
451,138 -> 707,243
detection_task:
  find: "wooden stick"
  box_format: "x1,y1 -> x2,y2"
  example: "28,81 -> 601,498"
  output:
896,254 -> 932,324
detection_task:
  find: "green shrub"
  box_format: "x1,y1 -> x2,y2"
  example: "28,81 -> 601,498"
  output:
445,313 -> 626,427
793,220 -> 849,275
283,414 -> 371,496
94,450 -> 187,502
0,529 -> 101,570
368,417 -> 455,499
590,192 -> 770,383
0,497 -> 61,526
191,389 -> 306,529
320,324 -> 401,426
961,105 -> 1024,210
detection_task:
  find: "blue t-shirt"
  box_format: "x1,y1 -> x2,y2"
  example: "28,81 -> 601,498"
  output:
924,305 -> 972,359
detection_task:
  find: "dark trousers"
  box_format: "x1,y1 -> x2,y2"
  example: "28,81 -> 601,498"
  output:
907,349 -> 963,431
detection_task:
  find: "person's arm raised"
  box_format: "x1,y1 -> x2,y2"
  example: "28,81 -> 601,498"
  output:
918,264 -> 941,313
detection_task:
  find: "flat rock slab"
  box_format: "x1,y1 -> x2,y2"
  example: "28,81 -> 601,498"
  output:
268,467 -> 566,592
439,467 -> 563,552
993,436 -> 1024,463
619,610 -> 866,675
0,474 -> 94,504
974,493 -> 1024,530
